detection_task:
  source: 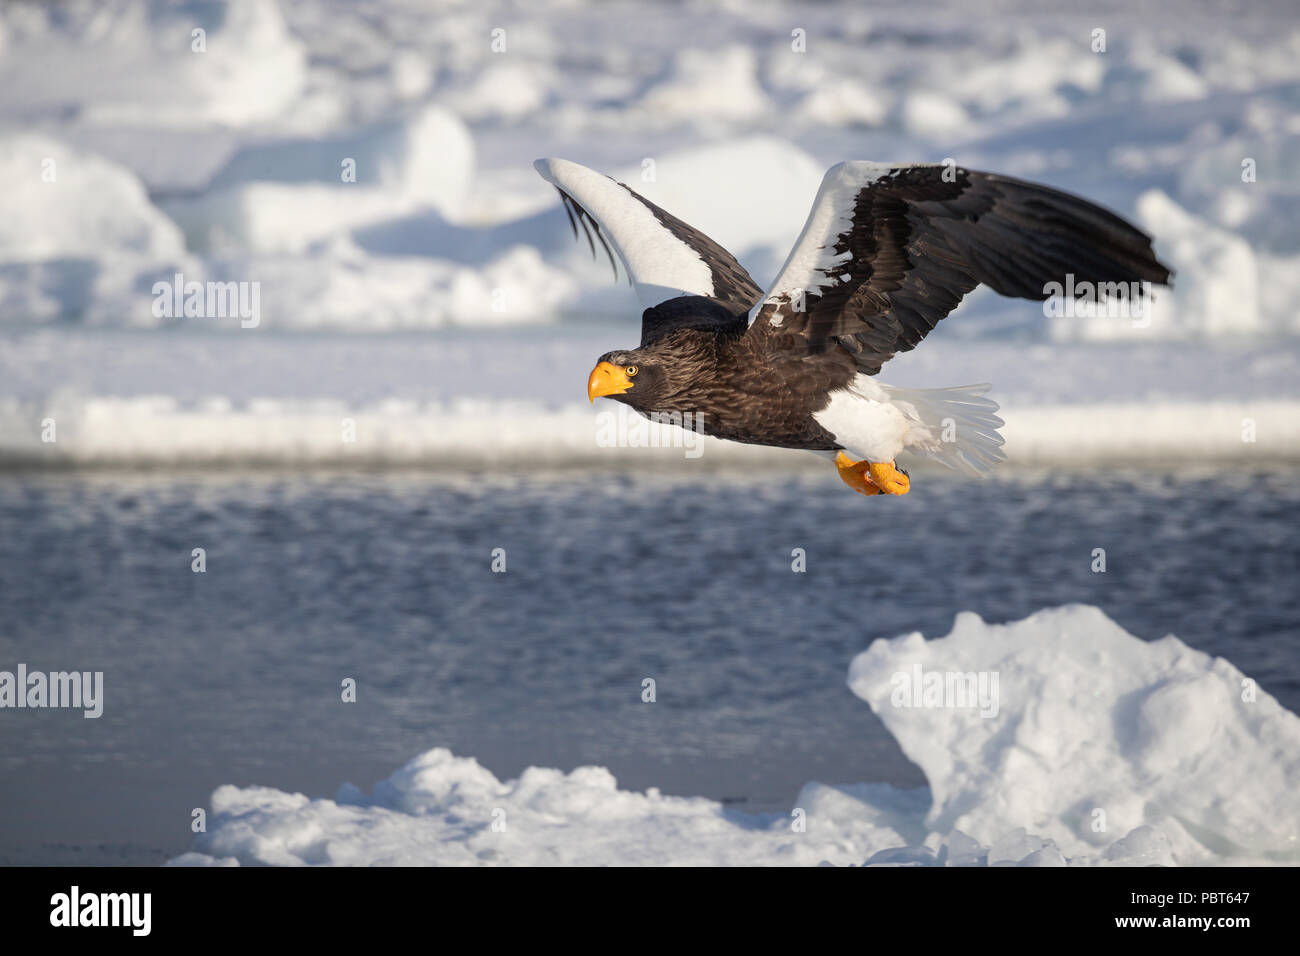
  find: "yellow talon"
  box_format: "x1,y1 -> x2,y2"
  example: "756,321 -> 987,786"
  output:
835,451 -> 883,496
866,460 -> 910,496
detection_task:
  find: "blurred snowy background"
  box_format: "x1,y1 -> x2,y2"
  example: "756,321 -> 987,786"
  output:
1,0 -> 1299,465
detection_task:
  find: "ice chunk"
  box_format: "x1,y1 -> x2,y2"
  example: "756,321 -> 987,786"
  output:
847,605 -> 1300,862
0,0 -> 306,128
171,607 -> 1299,866
639,47 -> 768,123
0,135 -> 184,262
203,105 -> 473,212
164,106 -> 476,254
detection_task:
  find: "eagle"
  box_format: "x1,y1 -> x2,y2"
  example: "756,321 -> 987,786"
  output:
535,158 -> 1171,496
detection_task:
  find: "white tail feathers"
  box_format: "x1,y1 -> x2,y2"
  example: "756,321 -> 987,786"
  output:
884,383 -> 1006,477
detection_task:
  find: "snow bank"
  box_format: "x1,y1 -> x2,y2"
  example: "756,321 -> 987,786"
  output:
209,242 -> 577,330
0,123 -> 548,329
0,395 -> 754,468
165,185 -> 413,257
0,0 -> 305,128
638,47 -> 769,124
170,750 -> 919,867
2,334 -> 1295,466
170,606 -> 1299,866
0,0 -> 1296,339
849,605 -> 1300,863
999,401 -> 1300,464
958,37 -> 1105,116
202,105 -> 473,212
444,61 -> 551,122
898,91 -> 971,138
0,134 -> 192,324
164,106 -> 475,254
798,80 -> 889,128
4,395 -> 1297,469
0,135 -> 184,262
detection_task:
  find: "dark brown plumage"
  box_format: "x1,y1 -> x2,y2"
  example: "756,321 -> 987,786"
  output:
597,319 -> 849,450
543,157 -> 1172,484
751,165 -> 1173,375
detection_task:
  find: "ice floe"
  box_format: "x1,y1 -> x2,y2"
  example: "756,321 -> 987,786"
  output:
171,606 -> 1299,866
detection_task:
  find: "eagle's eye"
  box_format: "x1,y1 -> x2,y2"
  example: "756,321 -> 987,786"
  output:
626,365 -> 639,376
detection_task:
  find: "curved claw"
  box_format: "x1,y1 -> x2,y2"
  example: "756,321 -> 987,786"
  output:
835,452 -> 884,497
866,460 -> 910,496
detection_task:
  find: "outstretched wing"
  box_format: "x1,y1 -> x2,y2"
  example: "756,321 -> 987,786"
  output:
748,162 -> 1173,374
535,158 -> 764,344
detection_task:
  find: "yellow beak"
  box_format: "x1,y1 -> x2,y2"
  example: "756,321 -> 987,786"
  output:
587,361 -> 634,403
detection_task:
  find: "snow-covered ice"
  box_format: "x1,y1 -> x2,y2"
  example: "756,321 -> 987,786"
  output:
0,0 -> 307,130
2,0 -> 1298,337
2,330 -> 1296,467
0,0 -> 1296,469
0,0 -> 1295,470
850,606 -> 1300,863
171,605 -> 1299,866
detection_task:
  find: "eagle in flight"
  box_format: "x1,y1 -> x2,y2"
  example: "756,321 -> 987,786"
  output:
536,158 -> 1171,496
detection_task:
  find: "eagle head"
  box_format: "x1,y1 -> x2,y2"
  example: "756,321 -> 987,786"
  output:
587,349 -> 664,409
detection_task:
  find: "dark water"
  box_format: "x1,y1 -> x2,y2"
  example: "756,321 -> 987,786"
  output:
1,466 -> 1297,865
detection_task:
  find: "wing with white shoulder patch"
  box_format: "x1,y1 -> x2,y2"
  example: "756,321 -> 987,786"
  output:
748,160 -> 1171,379
535,158 -> 763,315
748,161 -> 926,329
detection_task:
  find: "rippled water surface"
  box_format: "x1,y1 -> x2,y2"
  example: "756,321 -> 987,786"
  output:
1,466 -> 1297,864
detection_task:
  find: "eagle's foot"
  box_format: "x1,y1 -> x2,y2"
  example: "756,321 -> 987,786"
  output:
835,452 -> 884,496
866,460 -> 910,496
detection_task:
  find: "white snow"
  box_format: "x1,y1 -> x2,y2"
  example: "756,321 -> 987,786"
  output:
163,105 -> 475,255
798,79 -> 889,129
1,332 -> 1294,466
1135,190 -> 1259,338
0,134 -> 194,324
445,61 -> 551,122
204,105 -> 474,214
638,46 -> 770,124
0,0 -> 1297,340
169,605 -> 1300,866
849,605 -> 1300,863
165,185 -> 411,257
898,91 -> 971,138
0,0 -> 306,129
0,0 -> 1297,445
0,134 -> 185,262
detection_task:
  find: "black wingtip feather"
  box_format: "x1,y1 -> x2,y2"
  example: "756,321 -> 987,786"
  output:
555,187 -> 620,281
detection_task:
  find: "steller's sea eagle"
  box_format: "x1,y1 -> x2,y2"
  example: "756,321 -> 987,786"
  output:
535,158 -> 1171,496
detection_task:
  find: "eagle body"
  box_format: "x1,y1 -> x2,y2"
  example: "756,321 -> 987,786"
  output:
602,320 -> 851,452
537,157 -> 1172,495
